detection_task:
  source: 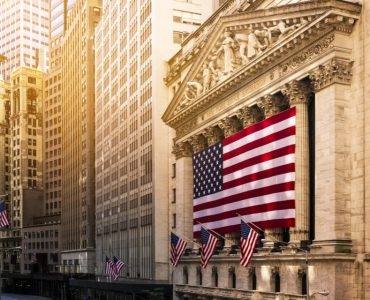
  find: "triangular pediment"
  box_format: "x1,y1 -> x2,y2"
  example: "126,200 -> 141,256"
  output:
162,0 -> 360,129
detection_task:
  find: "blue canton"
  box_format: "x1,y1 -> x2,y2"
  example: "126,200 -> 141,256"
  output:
193,142 -> 223,198
241,220 -> 251,239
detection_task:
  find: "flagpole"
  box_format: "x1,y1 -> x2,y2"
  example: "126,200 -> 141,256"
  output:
195,221 -> 226,241
171,231 -> 202,247
236,213 -> 265,233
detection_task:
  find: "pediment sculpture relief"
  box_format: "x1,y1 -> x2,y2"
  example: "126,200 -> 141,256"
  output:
177,19 -> 307,114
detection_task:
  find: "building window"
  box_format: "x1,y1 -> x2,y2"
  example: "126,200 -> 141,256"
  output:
172,213 -> 176,228
172,188 -> 176,203
211,266 -> 218,287
300,270 -> 307,295
183,266 -> 188,284
196,266 -> 202,285
228,266 -> 236,288
172,163 -> 176,178
272,269 -> 280,293
250,267 -> 257,290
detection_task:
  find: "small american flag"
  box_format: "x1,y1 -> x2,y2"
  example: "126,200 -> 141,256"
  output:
112,256 -> 125,280
200,226 -> 218,268
240,220 -> 259,267
0,200 -> 9,228
170,232 -> 187,267
105,256 -> 115,277
31,253 -> 37,263
193,108 -> 296,236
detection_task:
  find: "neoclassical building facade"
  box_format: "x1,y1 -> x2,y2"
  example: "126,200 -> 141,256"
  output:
163,0 -> 369,299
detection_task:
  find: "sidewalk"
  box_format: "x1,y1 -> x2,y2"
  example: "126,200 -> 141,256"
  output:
1,294 -> 51,300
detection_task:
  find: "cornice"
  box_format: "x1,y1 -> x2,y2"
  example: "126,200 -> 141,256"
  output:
163,3 -> 360,131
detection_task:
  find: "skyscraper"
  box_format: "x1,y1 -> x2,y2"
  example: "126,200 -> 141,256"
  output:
8,66 -> 45,273
60,0 -> 101,273
94,0 -> 218,280
0,0 -> 50,80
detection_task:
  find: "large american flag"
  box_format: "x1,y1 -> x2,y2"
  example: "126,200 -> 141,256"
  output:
170,232 -> 187,267
0,200 -> 9,228
200,226 -> 218,268
240,220 -> 259,267
193,108 -> 296,236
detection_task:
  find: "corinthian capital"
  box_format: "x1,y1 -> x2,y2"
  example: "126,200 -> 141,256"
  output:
172,141 -> 192,159
202,126 -> 223,145
309,58 -> 353,92
189,134 -> 207,154
257,94 -> 282,118
218,116 -> 241,138
282,80 -> 311,106
236,106 -> 260,128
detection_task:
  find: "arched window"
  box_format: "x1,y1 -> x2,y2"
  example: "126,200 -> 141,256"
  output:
228,266 -> 236,288
196,266 -> 202,285
211,266 -> 218,287
183,266 -> 188,284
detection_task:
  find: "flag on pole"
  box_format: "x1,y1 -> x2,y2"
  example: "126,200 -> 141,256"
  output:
0,200 -> 9,228
200,226 -> 218,268
105,256 -> 115,277
240,220 -> 259,267
193,108 -> 296,236
170,232 -> 187,267
112,256 -> 125,280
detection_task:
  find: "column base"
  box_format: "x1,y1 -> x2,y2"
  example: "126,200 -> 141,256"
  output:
310,239 -> 352,254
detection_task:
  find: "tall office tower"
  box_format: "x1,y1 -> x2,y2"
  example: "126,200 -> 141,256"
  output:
61,0 -> 101,274
95,0 -> 217,280
0,0 -> 50,80
8,66 -> 45,273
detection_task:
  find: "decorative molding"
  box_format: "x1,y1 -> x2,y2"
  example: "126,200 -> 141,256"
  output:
172,141 -> 193,159
309,58 -> 353,92
282,80 -> 311,106
279,33 -> 335,77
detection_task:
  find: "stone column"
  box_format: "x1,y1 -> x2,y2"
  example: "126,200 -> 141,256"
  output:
188,135 -> 208,249
257,95 -> 284,244
173,141 -> 194,246
218,117 -> 242,250
282,80 -> 310,244
309,58 -> 353,253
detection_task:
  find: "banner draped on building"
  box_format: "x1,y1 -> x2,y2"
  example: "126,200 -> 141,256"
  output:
193,107 -> 296,236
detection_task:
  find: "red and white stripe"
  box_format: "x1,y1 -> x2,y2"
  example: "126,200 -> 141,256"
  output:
171,239 -> 187,267
0,211 -> 9,227
201,233 -> 218,268
240,227 -> 259,267
194,108 -> 296,235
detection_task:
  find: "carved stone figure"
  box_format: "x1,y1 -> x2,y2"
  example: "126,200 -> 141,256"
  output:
185,81 -> 203,102
208,58 -> 222,86
217,31 -> 237,75
247,31 -> 264,60
267,20 -> 299,44
202,64 -> 211,91
254,28 -> 269,48
235,33 -> 249,65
